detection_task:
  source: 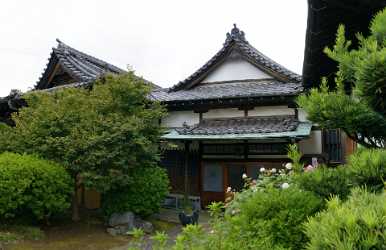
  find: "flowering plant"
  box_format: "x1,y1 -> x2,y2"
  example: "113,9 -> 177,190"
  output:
224,166 -> 293,216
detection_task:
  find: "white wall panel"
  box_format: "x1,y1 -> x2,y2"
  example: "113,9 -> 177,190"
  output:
203,108 -> 244,119
202,51 -> 271,83
248,106 -> 295,117
161,111 -> 199,128
298,108 -> 309,122
299,130 -> 323,154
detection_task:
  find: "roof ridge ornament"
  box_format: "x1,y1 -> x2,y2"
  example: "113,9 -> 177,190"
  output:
55,38 -> 71,55
226,24 -> 247,43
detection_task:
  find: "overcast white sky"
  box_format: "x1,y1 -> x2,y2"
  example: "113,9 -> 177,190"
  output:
0,0 -> 308,96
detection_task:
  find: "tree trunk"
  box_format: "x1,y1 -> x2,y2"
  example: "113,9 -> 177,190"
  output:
71,177 -> 80,222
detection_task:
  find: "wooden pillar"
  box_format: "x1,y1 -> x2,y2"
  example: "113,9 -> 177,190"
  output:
198,141 -> 203,205
243,140 -> 248,160
184,140 -> 191,205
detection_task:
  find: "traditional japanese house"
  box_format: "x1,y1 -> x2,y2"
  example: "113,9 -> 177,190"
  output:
1,0 -> 385,207
150,25 -> 353,207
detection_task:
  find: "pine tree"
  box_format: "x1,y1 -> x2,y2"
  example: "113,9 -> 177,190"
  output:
298,8 -> 386,148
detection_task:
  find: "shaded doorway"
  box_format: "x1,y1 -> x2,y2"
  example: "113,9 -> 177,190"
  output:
201,161 -> 270,207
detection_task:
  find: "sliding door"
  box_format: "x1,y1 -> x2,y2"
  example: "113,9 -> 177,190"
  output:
201,162 -> 224,207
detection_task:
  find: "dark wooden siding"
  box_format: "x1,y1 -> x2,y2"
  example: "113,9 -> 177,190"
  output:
323,129 -> 343,163
160,150 -> 200,195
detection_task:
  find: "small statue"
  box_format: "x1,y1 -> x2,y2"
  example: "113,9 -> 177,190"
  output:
178,210 -> 199,226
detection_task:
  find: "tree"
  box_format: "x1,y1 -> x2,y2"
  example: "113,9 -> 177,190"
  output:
0,72 -> 166,221
298,8 -> 386,148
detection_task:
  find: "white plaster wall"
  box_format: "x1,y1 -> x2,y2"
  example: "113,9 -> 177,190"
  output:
248,106 -> 295,117
202,51 -> 271,83
298,130 -> 323,154
161,111 -> 199,128
298,108 -> 309,122
203,108 -> 244,119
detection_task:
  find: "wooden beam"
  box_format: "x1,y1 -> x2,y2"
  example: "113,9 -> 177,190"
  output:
46,63 -> 61,88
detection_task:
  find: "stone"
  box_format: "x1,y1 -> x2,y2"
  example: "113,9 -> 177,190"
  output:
107,225 -> 132,236
106,227 -> 120,236
106,212 -> 154,236
108,211 -> 135,228
134,217 -> 154,234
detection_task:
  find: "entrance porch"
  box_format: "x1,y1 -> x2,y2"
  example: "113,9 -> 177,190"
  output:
160,115 -> 313,207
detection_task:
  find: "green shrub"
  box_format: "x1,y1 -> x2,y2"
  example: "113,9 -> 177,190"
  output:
173,224 -> 208,250
102,166 -> 169,218
294,166 -> 351,200
167,187 -> 323,250
346,149 -> 386,192
0,152 -> 73,221
226,186 -> 323,249
305,188 -> 386,250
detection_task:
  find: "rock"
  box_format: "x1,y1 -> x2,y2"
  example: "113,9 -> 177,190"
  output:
134,217 -> 154,234
106,212 -> 154,236
108,211 -> 135,228
107,225 -> 132,236
106,227 -> 120,236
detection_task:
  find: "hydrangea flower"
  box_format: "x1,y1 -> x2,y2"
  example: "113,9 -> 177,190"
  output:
281,182 -> 290,189
271,168 -> 277,173
285,163 -> 293,170
242,173 -> 248,179
260,167 -> 266,173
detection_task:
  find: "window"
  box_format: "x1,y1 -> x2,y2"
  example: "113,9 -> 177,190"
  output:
202,144 -> 244,155
248,143 -> 287,155
203,162 -> 223,192
202,143 -> 288,156
323,129 -> 342,162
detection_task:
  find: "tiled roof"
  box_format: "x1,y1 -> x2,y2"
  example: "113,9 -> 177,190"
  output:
170,25 -> 301,91
149,80 -> 302,102
42,82 -> 91,92
36,39 -> 125,89
176,115 -> 299,135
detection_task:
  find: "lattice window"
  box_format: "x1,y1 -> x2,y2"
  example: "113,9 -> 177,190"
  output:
202,144 -> 244,155
248,143 -> 287,155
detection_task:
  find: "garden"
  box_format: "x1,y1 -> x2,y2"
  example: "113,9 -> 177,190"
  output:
0,7 -> 385,250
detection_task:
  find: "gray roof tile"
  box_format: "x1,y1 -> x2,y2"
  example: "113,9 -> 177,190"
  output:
176,115 -> 299,135
149,80 -> 302,102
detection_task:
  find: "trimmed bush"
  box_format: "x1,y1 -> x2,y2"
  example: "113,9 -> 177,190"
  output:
102,166 -> 169,218
305,188 -> 386,250
294,166 -> 351,200
226,186 -> 323,249
346,149 -> 386,192
0,152 -> 73,221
